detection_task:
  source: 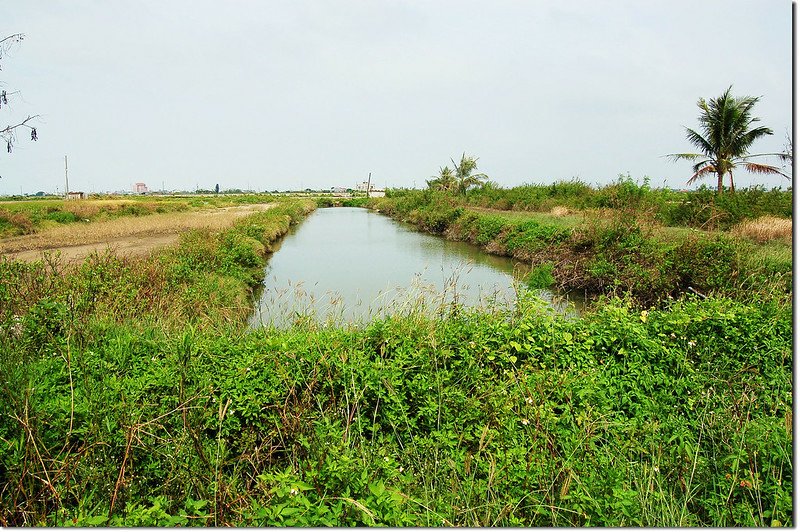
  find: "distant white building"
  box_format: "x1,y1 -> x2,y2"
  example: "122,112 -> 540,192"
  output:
134,182 -> 148,194
356,181 -> 385,197
66,191 -> 86,200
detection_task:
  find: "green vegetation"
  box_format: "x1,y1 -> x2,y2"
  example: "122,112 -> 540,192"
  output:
315,196 -> 370,208
0,188 -> 792,526
426,153 -> 489,195
371,183 -> 791,306
459,176 -> 791,230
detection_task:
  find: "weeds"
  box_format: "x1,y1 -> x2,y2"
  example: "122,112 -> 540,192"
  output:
731,216 -> 792,244
0,194 -> 792,526
370,190 -> 791,307
1,290 -> 790,526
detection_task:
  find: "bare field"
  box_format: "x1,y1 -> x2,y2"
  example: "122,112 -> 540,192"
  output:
0,203 -> 275,263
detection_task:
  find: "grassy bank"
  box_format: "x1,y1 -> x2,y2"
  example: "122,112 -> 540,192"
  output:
0,198 -> 316,331
462,177 -> 792,230
0,194 -> 792,526
367,189 -> 791,306
0,293 -> 791,526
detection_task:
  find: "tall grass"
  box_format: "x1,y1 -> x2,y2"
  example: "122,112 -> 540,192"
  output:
449,177 -> 792,230
0,290 -> 791,526
0,195 -> 791,526
731,216 -> 792,244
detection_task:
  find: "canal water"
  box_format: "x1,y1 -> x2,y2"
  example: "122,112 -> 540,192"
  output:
249,207 -> 578,328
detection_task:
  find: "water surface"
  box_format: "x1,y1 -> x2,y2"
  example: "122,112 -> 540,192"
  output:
249,207 -> 575,327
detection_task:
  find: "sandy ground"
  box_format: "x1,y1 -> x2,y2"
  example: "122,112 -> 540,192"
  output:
1,203 -> 276,263
5,234 -> 181,263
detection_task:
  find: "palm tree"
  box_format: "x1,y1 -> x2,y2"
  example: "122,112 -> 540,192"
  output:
667,86 -> 788,194
451,153 -> 488,195
426,165 -> 457,192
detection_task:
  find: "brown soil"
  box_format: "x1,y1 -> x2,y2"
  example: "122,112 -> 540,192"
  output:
5,234 -> 181,263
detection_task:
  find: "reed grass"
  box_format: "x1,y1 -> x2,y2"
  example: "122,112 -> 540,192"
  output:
731,216 -> 792,244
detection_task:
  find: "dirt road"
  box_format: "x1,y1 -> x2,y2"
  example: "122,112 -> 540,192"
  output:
1,203 -> 276,263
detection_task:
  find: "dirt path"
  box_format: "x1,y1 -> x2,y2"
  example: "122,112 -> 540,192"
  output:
1,203 -> 276,264
5,234 -> 181,263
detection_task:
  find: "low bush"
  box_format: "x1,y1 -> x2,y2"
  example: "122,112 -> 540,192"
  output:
659,185 -> 792,229
0,295 -> 790,526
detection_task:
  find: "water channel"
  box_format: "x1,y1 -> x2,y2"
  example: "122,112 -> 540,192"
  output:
248,207 -> 581,328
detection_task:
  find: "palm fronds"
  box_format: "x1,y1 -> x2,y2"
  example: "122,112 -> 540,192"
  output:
666,86 -> 783,193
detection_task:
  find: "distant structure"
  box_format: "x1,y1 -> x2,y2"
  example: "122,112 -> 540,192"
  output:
134,182 -> 148,194
356,181 -> 385,197
66,191 -> 86,200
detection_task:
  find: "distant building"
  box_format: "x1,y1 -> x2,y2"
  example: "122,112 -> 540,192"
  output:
134,182 -> 148,194
66,191 -> 86,200
356,181 -> 385,197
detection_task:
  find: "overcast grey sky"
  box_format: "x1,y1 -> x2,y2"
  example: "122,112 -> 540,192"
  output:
1,0 -> 793,194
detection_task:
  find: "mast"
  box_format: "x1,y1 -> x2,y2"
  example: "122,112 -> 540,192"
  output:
64,155 -> 69,199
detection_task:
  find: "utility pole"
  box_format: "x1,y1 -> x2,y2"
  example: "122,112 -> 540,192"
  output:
366,172 -> 371,198
64,155 -> 69,199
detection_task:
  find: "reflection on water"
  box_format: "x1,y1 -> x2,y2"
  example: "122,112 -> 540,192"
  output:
248,207 -> 581,328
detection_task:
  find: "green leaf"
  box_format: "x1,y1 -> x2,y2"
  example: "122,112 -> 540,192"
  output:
83,515 -> 108,526
368,481 -> 385,498
294,481 -> 314,492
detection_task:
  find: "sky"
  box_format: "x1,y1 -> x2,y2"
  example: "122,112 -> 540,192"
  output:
0,0 -> 793,195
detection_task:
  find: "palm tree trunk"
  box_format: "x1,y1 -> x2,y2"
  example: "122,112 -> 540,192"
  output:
716,171 -> 724,194
728,172 -> 735,193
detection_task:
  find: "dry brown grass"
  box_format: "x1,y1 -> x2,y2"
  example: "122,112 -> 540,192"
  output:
731,216 -> 792,244
61,199 -> 135,219
550,205 -> 574,217
0,203 -> 275,254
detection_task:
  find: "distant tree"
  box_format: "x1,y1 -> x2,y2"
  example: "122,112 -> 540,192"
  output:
426,154 -> 489,195
667,86 -> 788,194
452,153 -> 488,195
1,34 -> 39,156
426,165 -> 456,192
215,183 -> 220,194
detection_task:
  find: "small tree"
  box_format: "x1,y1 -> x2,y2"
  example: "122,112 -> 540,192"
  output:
1,34 -> 39,155
426,154 -> 489,195
426,165 -> 456,192
667,86 -> 787,194
452,153 -> 488,195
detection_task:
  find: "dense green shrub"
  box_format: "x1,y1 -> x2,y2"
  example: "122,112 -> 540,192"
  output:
524,262 -> 555,288
659,185 -> 793,229
44,210 -> 80,224
0,195 -> 791,526
0,295 -> 790,526
669,235 -> 740,294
